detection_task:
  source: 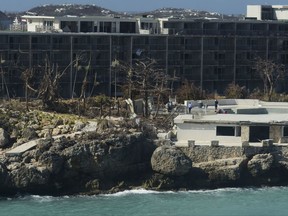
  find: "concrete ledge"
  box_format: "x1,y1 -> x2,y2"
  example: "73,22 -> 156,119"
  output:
279,137 -> 288,143
175,143 -> 189,147
211,140 -> 219,147
262,139 -> 273,147
188,140 -> 195,147
242,141 -> 249,147
5,139 -> 40,156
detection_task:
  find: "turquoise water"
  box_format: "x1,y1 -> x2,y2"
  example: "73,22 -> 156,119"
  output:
1,187 -> 288,216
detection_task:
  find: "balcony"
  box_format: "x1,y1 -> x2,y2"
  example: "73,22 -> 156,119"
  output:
35,25 -> 55,33
161,28 -> 169,35
9,24 -> 27,32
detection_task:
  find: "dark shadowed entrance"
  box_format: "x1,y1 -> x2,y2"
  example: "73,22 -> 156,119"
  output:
249,126 -> 270,142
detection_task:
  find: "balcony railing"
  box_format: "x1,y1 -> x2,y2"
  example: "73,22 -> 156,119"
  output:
9,24 -> 27,32
35,25 -> 55,32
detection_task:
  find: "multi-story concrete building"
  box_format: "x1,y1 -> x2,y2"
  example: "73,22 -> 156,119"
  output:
1,8 -> 288,98
246,5 -> 288,21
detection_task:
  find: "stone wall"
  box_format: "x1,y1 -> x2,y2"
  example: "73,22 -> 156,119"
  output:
180,145 -> 288,163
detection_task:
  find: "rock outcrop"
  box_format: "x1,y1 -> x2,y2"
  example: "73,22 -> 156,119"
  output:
247,153 -> 274,177
0,128 -> 9,148
2,107 -> 288,195
151,146 -> 192,176
1,130 -> 157,195
149,145 -> 288,189
194,157 -> 246,183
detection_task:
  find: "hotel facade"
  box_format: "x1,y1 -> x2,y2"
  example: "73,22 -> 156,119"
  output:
2,5 -> 288,98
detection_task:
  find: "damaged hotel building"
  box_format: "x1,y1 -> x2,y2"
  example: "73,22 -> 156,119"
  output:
2,5 -> 288,98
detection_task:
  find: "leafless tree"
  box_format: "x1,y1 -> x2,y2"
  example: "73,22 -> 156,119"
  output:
38,55 -> 75,109
224,83 -> 247,99
21,68 -> 37,111
130,58 -> 170,117
113,58 -> 171,117
254,57 -> 285,101
0,55 -> 10,100
175,80 -> 204,103
78,58 -> 91,114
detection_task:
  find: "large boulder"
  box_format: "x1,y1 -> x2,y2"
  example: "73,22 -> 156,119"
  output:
194,157 -> 246,183
22,127 -> 38,141
151,146 -> 192,176
0,128 -> 9,148
62,144 -> 97,175
38,152 -> 64,174
10,164 -> 50,189
0,163 -> 10,189
247,153 -> 274,177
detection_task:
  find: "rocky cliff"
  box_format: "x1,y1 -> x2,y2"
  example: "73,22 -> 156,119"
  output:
0,130 -> 157,195
149,145 -> 288,190
1,107 -> 288,195
3,133 -> 288,196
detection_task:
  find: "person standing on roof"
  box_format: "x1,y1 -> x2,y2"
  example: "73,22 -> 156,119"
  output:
188,102 -> 192,114
214,99 -> 218,111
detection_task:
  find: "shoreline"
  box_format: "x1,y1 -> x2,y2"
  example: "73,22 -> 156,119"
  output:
1,105 -> 288,197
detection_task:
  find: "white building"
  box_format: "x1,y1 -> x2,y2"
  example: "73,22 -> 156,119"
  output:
174,100 -> 288,147
19,15 -> 160,34
246,5 -> 288,21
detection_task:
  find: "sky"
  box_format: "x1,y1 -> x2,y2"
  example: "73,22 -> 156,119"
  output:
2,0 -> 288,14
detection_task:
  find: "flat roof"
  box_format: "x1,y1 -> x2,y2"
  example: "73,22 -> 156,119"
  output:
174,100 -> 288,125
175,113 -> 288,124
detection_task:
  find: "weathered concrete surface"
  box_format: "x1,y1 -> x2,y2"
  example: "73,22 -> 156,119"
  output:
5,139 -> 40,156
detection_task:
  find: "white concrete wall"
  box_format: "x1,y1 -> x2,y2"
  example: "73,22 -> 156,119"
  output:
24,16 -> 56,32
274,8 -> 288,20
54,20 -> 60,30
27,18 -> 42,32
177,123 -> 242,144
246,5 -> 262,20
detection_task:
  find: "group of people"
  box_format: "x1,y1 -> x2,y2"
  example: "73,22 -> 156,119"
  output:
187,99 -> 219,114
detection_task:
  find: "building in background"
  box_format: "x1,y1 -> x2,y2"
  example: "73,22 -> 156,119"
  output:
1,5 -> 288,98
246,5 -> 288,21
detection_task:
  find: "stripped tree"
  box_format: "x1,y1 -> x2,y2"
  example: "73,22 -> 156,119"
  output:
254,57 -> 285,101
21,68 -> 37,111
38,54 -> 81,109
130,58 -> 170,117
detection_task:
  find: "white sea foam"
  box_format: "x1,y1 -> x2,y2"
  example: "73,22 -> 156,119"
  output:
102,188 -> 176,197
183,187 -> 245,194
29,195 -> 56,202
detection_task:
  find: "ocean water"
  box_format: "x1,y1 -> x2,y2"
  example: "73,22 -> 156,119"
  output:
1,187 -> 288,216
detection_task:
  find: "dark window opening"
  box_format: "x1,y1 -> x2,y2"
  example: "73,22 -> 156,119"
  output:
100,22 -> 113,33
216,126 -> 235,136
235,127 -> 241,137
284,126 -> 288,136
60,21 -> 78,32
120,22 -> 136,33
249,126 -> 269,142
80,21 -> 93,33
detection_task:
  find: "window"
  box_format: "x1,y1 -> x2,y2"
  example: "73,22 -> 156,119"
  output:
43,21 -> 53,26
283,126 -> 288,136
249,126 -> 269,142
216,126 -> 235,136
